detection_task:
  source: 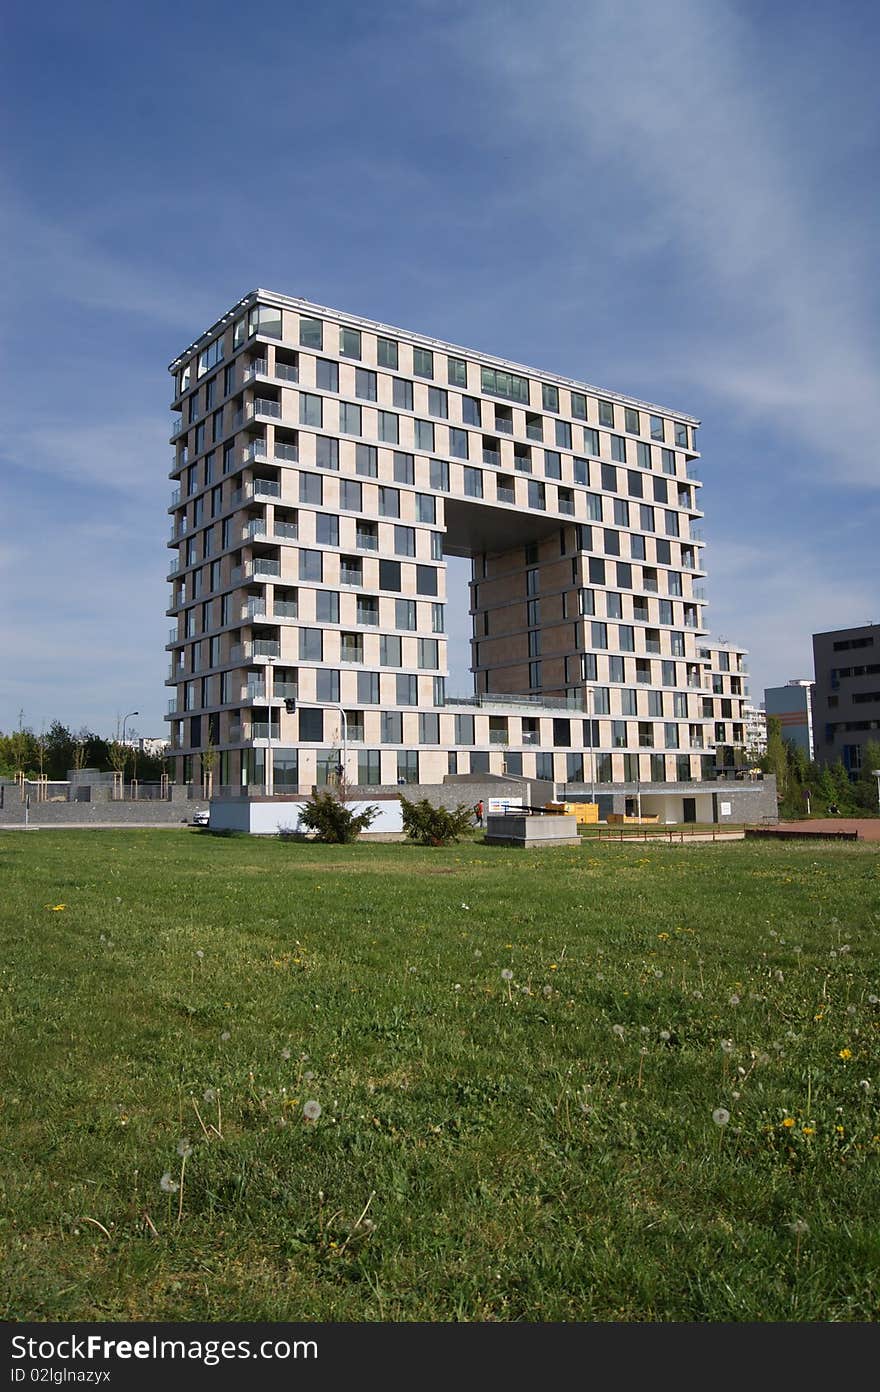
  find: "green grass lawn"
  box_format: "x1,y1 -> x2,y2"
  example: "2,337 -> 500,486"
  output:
1,830 -> 878,1322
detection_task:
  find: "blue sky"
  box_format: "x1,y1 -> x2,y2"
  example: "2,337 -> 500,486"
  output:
2,0 -> 878,743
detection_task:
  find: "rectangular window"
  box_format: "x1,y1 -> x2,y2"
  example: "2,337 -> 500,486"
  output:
598,400 -> 615,428
463,467 -> 483,498
637,441 -> 652,470
419,712 -> 440,744
299,549 -> 322,581
393,378 -> 413,411
315,513 -> 339,546
542,383 -> 559,412
650,415 -> 665,441
574,457 -> 590,486
413,347 -> 433,378
299,708 -> 323,742
339,401 -> 361,435
662,448 -> 676,475
299,317 -> 323,349
315,590 -> 339,624
378,410 -> 399,444
592,620 -> 608,648
611,435 -> 627,463
356,596 -> 379,626
300,393 -> 322,428
379,559 -> 402,591
447,356 -> 467,387
300,472 -> 322,504
416,565 -> 438,596
428,386 -> 448,418
382,711 -> 403,743
528,480 -> 546,509
481,366 -> 530,404
529,661 -> 542,689
417,492 -> 436,523
377,337 -> 398,369
355,443 -> 377,476
462,396 -> 481,426
625,407 -> 640,434
414,419 -> 434,451
601,463 -> 617,493
315,668 -> 340,702
393,450 -> 414,484
554,419 -> 572,449
340,555 -> 363,586
355,368 -> 377,401
380,634 -> 402,666
429,459 -> 449,491
378,485 -> 400,517
316,359 -> 338,392
417,637 -> 439,670
613,498 -> 630,527
397,673 -> 419,705
396,598 -> 416,630
394,525 -> 415,557
298,627 -> 322,660
588,557 -> 605,585
339,479 -> 361,512
604,529 -> 620,556
340,327 -> 361,359
544,450 -> 562,479
448,426 -> 468,459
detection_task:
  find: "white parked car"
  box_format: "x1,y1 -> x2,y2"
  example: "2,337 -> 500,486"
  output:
191,808 -> 210,826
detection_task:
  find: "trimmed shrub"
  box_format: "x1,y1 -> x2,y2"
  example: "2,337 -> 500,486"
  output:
295,790 -> 379,844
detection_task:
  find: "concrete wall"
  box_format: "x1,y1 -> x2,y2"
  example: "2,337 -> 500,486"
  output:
0,782 -> 193,827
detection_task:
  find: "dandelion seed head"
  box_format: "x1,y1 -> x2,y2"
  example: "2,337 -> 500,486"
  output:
281,1047 -> 291,1060
729,994 -> 740,1007
460,903 -> 470,910
303,1070 -> 315,1082
788,1219 -> 809,1236
203,1088 -> 217,1103
302,1100 -> 321,1122
612,1024 -> 625,1040
868,994 -> 879,1005
195,949 -> 204,959
720,1039 -> 735,1055
859,1079 -> 871,1093
840,944 -> 851,955
712,1108 -> 730,1127
659,1029 -> 671,1042
177,1137 -> 193,1158
732,1090 -> 741,1100
453,983 -> 462,992
501,968 -> 513,981
473,949 -> 482,958
160,1172 -> 179,1193
542,984 -> 553,998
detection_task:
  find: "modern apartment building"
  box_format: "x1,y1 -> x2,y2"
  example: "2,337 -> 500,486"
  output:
165,290 -> 719,797
698,641 -> 749,772
812,624 -> 880,772
764,679 -> 815,760
743,704 -> 767,761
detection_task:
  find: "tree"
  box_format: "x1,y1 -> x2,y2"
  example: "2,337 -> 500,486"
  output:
853,740 -> 880,814
296,788 -> 379,844
399,795 -> 475,847
761,716 -> 788,799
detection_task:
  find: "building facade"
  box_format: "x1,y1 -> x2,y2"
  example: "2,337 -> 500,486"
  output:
698,641 -> 749,773
166,290 -> 721,794
812,625 -> 880,772
764,680 -> 815,760
743,704 -> 767,761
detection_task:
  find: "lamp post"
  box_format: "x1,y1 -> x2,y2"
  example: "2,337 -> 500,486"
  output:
334,706 -> 348,790
265,659 -> 274,798
586,686 -> 596,805
121,711 -> 139,746
873,769 -> 880,815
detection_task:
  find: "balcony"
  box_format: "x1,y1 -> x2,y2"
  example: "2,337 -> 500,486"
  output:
244,441 -> 268,464
275,362 -> 298,383
558,497 -> 575,516
242,599 -> 267,620
243,520 -> 267,541
170,416 -> 184,440
251,723 -> 281,740
252,398 -> 281,419
170,488 -> 180,507
241,684 -> 267,701
495,418 -> 513,434
273,520 -> 298,540
166,699 -> 179,714
253,477 -> 281,498
243,360 -> 268,381
253,639 -> 280,659
274,600 -> 298,619
274,442 -> 298,463
645,640 -> 661,655
482,449 -> 501,467
168,557 -> 180,574
489,731 -> 509,745
250,559 -> 281,578
497,485 -> 516,505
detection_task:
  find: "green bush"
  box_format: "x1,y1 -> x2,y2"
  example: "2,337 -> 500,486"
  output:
295,789 -> 379,844
399,795 -> 474,846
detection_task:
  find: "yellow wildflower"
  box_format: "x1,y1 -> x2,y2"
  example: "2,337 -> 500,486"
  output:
802,1126 -> 815,1136
782,1117 -> 795,1129
838,1048 -> 853,1060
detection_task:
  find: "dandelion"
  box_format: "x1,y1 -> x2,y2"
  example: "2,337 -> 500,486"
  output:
720,1039 -> 735,1056
840,944 -> 851,955
859,1079 -> 871,1093
159,1172 -> 179,1193
501,968 -> 513,981
47,904 -> 66,912
802,1126 -> 815,1136
195,949 -> 204,960
612,1024 -> 625,1040
712,1108 -> 730,1127
838,1048 -> 853,1060
846,1004 -> 857,1015
453,983 -> 462,992
302,1100 -> 321,1123
281,1047 -> 291,1061
303,1070 -> 315,1082
203,1088 -> 217,1104
729,994 -> 740,1007
782,1117 -> 795,1129
789,1217 -> 809,1267
659,1029 -> 671,1042
542,984 -> 553,999
773,970 -> 784,983
473,949 -> 482,958
549,963 -> 558,971
177,1137 -> 193,1159
868,994 -> 879,1006
220,1030 -> 231,1042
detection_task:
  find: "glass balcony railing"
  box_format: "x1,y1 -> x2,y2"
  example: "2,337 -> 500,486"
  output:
273,521 -> 298,540
274,442 -> 298,462
250,559 -> 281,578
253,477 -> 280,497
252,398 -> 281,419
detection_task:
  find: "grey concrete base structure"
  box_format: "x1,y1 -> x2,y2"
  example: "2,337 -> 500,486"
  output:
485,814 -> 580,846
0,783 -> 195,827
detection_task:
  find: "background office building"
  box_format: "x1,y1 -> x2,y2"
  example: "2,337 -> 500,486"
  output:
698,640 -> 749,773
165,290 -> 737,797
764,679 -> 815,760
812,624 -> 880,772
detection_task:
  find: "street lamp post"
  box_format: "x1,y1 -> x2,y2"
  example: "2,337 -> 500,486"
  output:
873,769 -> 880,816
586,686 -> 596,805
121,711 -> 139,746
335,707 -> 348,789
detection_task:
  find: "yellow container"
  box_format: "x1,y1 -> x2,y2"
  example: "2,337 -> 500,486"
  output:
544,801 -> 599,824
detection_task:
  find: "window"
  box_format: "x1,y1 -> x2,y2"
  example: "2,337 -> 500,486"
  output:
542,383 -> 559,412
675,422 -> 689,448
627,470 -> 644,499
481,366 -> 530,403
299,627 -> 322,660
380,634 -> 402,666
394,525 -> 415,557
606,591 -> 623,619
574,457 -> 590,486
356,596 -> 378,626
300,393 -> 322,427
455,713 -> 475,744
584,426 -> 600,456
650,415 -> 665,441
619,624 -> 635,653
299,708 -> 323,741
528,480 -> 546,510
413,347 -> 433,378
588,557 -> 605,585
428,386 -> 447,418
300,472 -> 322,504
315,590 -> 339,623
449,426 -> 468,459
463,467 -> 483,498
625,407 -> 640,434
529,661 -> 542,689
419,712 -> 440,744
429,460 -> 448,491
356,443 -> 377,476
611,435 -> 626,463
355,368 -> 377,401
379,559 -> 402,591
340,632 -> 364,663
377,337 -> 398,369
462,396 -> 481,426
417,493 -> 436,523
570,391 -> 587,420
416,565 -> 438,596
316,668 -> 340,702
393,378 -> 413,411
382,711 -> 402,742
396,598 -> 416,629
580,588 -> 595,616
535,750 -> 553,779
447,356 -> 467,387
662,448 -> 676,475
604,529 -> 620,556
340,327 -> 361,359
378,485 -> 400,518
653,477 -> 668,503
637,441 -> 652,469
397,750 -> 419,783
544,450 -> 562,479
393,451 -> 414,484
299,549 -> 322,581
299,317 -> 323,349
313,436 -> 337,470
340,478 -> 361,511
555,419 -> 572,449
316,359 -> 338,392
397,674 -> 418,705
358,748 -> 382,785
414,419 -> 434,451
340,555 -> 362,585
378,410 -> 399,444
613,498 -> 630,527
665,510 -> 680,537
621,688 -> 638,716
598,400 -> 615,428
601,463 -> 618,493
339,401 -> 361,435
640,504 -> 655,532
315,513 -> 339,546
592,621 -> 608,648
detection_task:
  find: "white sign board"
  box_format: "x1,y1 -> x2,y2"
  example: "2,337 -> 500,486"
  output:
719,801 -> 732,818
488,798 -> 523,814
